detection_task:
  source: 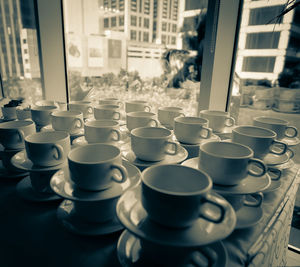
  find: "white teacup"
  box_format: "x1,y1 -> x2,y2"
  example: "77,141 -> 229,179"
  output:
157,107 -> 185,126
1,106 -> 17,120
51,110 -> 84,134
29,170 -> 57,194
68,101 -> 93,119
174,116 -> 212,144
16,107 -> 32,120
126,111 -> 158,132
84,120 -> 121,144
125,100 -> 151,113
73,184 -> 122,223
0,120 -> 36,149
99,98 -> 122,106
222,193 -> 263,211
94,104 -> 121,120
31,105 -> 58,127
232,126 -> 288,159
141,164 -> 228,228
131,127 -> 179,161
68,144 -> 127,191
253,116 -> 298,140
25,131 -> 70,167
198,141 -> 267,185
199,110 -> 235,133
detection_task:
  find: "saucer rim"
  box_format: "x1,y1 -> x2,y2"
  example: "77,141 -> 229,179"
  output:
263,152 -> 291,166
235,205 -> 263,229
177,134 -> 221,147
57,199 -> 124,236
262,179 -> 281,193
72,134 -> 130,146
279,136 -> 300,147
41,125 -> 84,137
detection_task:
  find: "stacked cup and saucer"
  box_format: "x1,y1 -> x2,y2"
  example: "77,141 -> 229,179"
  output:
50,143 -> 142,236
199,110 -> 236,140
116,164 -> 236,267
182,141 -> 270,229
173,116 -> 220,159
11,131 -> 70,202
0,120 -> 36,179
157,106 -> 185,130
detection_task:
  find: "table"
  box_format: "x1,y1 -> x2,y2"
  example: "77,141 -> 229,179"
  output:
0,164 -> 299,267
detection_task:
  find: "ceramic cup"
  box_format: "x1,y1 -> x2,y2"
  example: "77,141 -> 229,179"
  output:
131,127 -> 179,161
16,107 -> 32,120
126,111 -> 158,132
68,101 -> 93,119
25,131 -> 71,167
73,185 -> 123,223
125,100 -> 151,113
29,170 -> 57,194
31,105 -> 58,127
0,120 -> 36,149
98,98 -> 122,106
174,116 -> 212,144
84,120 -> 121,144
222,193 -> 263,211
0,148 -> 25,172
1,106 -> 17,120
253,116 -> 298,140
51,110 -> 84,135
94,104 -> 121,120
157,106 -> 185,127
232,125 -> 288,159
68,144 -> 127,191
198,141 -> 267,185
141,164 -> 228,228
199,110 -> 235,133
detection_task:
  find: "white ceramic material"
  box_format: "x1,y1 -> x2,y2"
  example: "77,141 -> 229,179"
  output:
94,104 -> 121,120
1,106 -> 17,120
182,157 -> 271,194
25,131 -> 70,167
174,116 -> 212,144
131,127 -> 179,161
84,120 -> 121,144
16,107 -> 31,120
157,107 -> 185,127
234,205 -> 263,229
68,144 -> 127,191
68,101 -> 93,118
125,100 -> 151,113
141,164 -> 229,228
222,193 -> 263,212
126,111 -> 158,132
232,125 -> 288,159
263,150 -> 293,166
199,110 -> 235,133
0,120 -> 36,149
51,110 -> 84,134
280,136 -> 300,146
198,141 -> 267,185
253,116 -> 298,140
98,98 -> 122,106
31,105 -> 58,126
116,185 -> 236,246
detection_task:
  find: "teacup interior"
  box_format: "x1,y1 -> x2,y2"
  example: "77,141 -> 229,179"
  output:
85,120 -> 118,127
26,131 -> 68,143
200,110 -> 228,116
32,105 -> 57,111
127,111 -> 154,117
143,165 -> 210,194
175,116 -> 207,124
159,107 -> 182,112
0,120 -> 33,129
52,111 -> 81,117
132,127 -> 170,138
234,126 -> 275,137
255,117 -> 287,125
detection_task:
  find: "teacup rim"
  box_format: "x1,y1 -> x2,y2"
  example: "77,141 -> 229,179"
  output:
51,110 -> 83,117
25,130 -> 70,143
233,125 -> 277,138
131,126 -> 172,138
174,116 -> 208,124
253,116 -> 288,125
199,110 -> 229,117
84,119 -> 119,127
0,120 -> 34,129
126,111 -> 156,117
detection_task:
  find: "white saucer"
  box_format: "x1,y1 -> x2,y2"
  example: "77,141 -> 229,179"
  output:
11,151 -> 67,172
117,230 -> 228,267
40,125 -> 85,137
16,176 -> 62,202
57,199 -> 123,236
72,134 -> 130,148
213,126 -> 236,140
178,134 -> 221,147
122,146 -> 188,171
116,185 -> 236,247
279,137 -> 300,147
182,157 -> 271,194
275,159 -> 295,170
50,160 -> 141,202
262,180 -> 282,194
235,205 -> 263,229
263,151 -> 292,166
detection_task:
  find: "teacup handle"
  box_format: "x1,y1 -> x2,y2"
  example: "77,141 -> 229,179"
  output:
72,118 -> 83,130
244,192 -> 263,207
247,158 -> 267,177
225,117 -> 235,127
287,148 -> 294,159
267,167 -> 281,181
147,119 -> 159,127
16,129 -> 25,143
87,106 -> 93,114
285,126 -> 298,138
269,140 -> 287,155
199,193 -> 227,223
110,129 -> 121,141
199,127 -> 212,139
113,111 -> 121,120
164,141 -> 178,155
188,247 -> 218,267
52,144 -> 63,160
144,105 -> 151,112
110,164 -> 128,183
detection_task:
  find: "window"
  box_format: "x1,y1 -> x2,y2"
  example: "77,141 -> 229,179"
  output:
139,17 -> 142,27
104,18 -> 109,28
143,32 -> 149,42
119,16 -> 124,26
242,57 -> 276,73
24,49 -> 28,54
246,32 -> 280,49
161,34 -> 167,44
23,39 -> 27,44
144,18 -> 149,29
171,36 -> 176,45
111,17 -> 117,27
162,22 -> 167,32
130,30 -> 137,40
131,0 -> 137,12
131,15 -> 137,26
172,24 -> 177,33
249,5 -> 284,25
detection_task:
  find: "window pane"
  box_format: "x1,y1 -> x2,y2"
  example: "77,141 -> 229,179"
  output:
0,0 -> 42,104
248,5 -> 284,25
246,32 -> 280,49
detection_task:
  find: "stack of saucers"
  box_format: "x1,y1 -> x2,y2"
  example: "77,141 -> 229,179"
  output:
122,127 -> 188,171
116,164 -> 236,266
11,131 -> 70,202
182,141 -> 271,229
50,143 -> 141,236
0,120 -> 36,179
